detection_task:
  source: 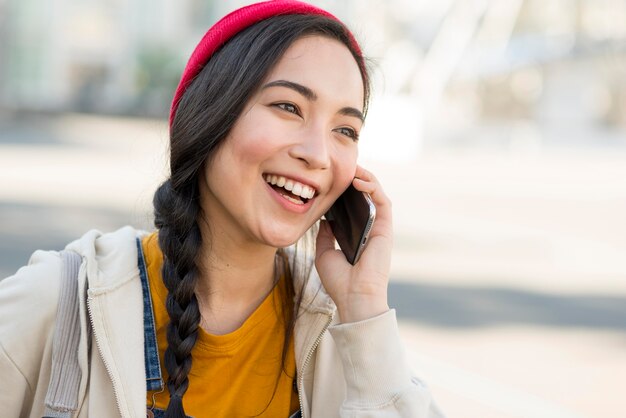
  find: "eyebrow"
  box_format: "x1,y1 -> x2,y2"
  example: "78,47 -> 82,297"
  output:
262,79 -> 364,122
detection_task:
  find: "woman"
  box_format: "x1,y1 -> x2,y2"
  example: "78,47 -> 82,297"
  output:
0,1 -> 444,417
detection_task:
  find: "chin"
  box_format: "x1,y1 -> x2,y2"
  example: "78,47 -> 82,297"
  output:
262,234 -> 304,249
259,223 -> 315,249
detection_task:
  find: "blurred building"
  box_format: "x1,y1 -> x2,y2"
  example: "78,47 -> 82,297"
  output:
0,0 -> 625,153
359,0 -> 626,156
0,0 -> 221,116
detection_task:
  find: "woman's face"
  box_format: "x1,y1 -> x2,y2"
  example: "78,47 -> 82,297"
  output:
200,35 -> 365,248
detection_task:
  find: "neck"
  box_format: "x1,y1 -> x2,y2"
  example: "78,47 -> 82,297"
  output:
194,216 -> 279,334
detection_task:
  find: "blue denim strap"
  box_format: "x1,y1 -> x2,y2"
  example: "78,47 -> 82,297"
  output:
136,237 -> 164,392
150,409 -> 193,418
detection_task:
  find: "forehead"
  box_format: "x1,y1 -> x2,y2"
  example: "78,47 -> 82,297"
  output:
263,35 -> 364,110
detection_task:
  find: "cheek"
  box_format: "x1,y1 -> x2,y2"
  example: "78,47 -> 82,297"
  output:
319,151 -> 356,215
227,118 -> 284,167
229,137 -> 266,166
332,147 -> 358,191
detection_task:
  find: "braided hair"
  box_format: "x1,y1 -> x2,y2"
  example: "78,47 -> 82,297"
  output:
153,14 -> 370,417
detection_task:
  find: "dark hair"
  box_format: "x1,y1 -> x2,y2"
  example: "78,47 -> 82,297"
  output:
153,14 -> 370,418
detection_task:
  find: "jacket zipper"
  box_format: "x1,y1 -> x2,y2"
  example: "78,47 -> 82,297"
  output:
86,296 -> 126,418
298,312 -> 334,418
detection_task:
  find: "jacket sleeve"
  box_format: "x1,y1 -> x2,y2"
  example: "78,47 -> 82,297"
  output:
328,309 -> 445,417
0,250 -> 62,417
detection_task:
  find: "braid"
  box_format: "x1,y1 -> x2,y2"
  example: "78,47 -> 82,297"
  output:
154,180 -> 202,418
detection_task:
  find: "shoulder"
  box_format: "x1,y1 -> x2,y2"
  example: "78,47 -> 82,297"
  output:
0,249 -> 66,408
0,249 -> 63,369
0,226 -> 149,330
0,249 -> 64,318
0,226 -> 149,387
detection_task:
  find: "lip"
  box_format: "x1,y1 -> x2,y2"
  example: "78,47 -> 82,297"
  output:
264,181 -> 316,214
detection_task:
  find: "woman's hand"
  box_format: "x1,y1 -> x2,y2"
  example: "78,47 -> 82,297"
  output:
315,166 -> 393,323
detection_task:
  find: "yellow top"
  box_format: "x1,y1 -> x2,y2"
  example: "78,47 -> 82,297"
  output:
142,233 -> 299,417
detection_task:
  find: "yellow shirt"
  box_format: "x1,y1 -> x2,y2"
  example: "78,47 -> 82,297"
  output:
142,233 -> 299,417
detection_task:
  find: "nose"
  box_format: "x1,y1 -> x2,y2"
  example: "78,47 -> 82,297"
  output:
288,125 -> 331,170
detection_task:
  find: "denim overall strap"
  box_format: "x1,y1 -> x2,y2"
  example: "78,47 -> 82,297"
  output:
136,237 -> 164,392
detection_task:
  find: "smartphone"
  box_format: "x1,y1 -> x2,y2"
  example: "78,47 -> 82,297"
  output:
324,184 -> 376,265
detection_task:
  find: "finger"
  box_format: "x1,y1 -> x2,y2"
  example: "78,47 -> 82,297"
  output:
352,177 -> 377,194
353,166 -> 385,200
315,220 -> 338,258
354,165 -> 374,182
352,176 -> 390,210
351,171 -> 393,235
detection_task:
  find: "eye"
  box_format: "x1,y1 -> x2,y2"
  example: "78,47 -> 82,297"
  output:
334,126 -> 360,141
274,102 -> 300,115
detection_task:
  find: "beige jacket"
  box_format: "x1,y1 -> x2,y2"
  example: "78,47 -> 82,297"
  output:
0,226 -> 444,418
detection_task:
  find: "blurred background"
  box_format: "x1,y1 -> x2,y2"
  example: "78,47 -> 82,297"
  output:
1,0 -> 625,416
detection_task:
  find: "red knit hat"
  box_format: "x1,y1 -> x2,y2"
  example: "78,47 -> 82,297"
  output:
169,0 -> 363,127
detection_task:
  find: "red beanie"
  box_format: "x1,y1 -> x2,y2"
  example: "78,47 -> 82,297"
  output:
169,0 -> 363,127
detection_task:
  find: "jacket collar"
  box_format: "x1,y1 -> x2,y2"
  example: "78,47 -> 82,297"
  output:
71,227 -> 336,313
67,226 -> 143,293
280,245 -> 336,316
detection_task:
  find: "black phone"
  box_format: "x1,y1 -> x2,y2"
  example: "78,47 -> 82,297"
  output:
324,183 -> 376,265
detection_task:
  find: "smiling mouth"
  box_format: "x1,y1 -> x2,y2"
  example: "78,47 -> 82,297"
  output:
264,174 -> 316,205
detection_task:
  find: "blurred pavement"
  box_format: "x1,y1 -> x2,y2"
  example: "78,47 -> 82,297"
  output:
1,113 -> 625,417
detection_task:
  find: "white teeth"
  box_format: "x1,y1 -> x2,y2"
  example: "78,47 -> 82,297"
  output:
264,174 -> 316,200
